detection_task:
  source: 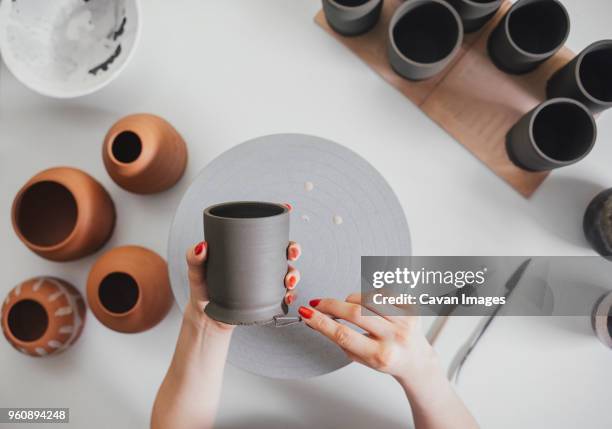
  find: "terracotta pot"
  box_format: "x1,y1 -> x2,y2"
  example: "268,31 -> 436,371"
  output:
86,245 -> 173,333
203,202 -> 290,325
12,167 -> 116,261
1,277 -> 86,357
102,113 -> 188,194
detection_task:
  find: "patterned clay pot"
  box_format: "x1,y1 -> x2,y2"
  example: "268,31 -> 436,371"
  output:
1,277 -> 86,357
86,245 -> 173,333
12,167 -> 116,261
102,113 -> 188,194
583,188 -> 612,261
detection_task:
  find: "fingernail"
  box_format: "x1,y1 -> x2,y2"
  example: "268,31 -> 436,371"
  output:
299,306 -> 314,319
309,299 -> 321,307
286,294 -> 295,305
194,242 -> 204,255
284,203 -> 293,212
288,276 -> 297,288
289,247 -> 299,259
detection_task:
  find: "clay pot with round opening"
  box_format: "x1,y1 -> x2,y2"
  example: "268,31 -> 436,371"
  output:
487,0 -> 570,75
506,98 -> 597,171
388,0 -> 463,81
1,277 -> 86,357
86,245 -> 173,333
102,113 -> 188,194
547,40 -> 612,114
12,167 -> 116,261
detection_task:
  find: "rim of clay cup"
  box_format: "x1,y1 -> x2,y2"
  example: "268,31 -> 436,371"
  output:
328,0 -> 381,12
204,201 -> 289,222
389,0 -> 464,67
527,97 -> 597,166
0,0 -> 142,98
503,0 -> 570,60
574,40 -> 612,107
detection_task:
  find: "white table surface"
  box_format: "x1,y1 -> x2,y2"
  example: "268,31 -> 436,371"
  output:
1,1 -> 611,428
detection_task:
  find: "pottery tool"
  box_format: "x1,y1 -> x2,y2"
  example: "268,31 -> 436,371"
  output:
168,134 -> 411,379
448,259 -> 532,383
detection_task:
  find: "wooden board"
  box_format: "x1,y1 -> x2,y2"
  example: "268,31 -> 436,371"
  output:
315,0 -> 575,198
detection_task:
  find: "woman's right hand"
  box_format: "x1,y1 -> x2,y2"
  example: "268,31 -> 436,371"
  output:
298,294 -> 438,384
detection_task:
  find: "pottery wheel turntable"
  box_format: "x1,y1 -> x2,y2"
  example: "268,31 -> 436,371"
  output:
168,134 -> 411,378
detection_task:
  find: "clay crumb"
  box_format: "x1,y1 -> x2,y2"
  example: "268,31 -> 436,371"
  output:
301,214 -> 310,223
304,181 -> 314,192
333,215 -> 343,225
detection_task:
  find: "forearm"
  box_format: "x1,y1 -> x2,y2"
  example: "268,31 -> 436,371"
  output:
151,305 -> 233,429
395,345 -> 479,429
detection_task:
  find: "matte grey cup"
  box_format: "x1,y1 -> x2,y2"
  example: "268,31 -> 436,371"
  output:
583,189 -> 612,261
445,0 -> 502,33
203,202 -> 290,325
547,40 -> 612,115
322,0 -> 383,37
388,0 -> 463,81
506,98 -> 597,172
488,0 -> 570,75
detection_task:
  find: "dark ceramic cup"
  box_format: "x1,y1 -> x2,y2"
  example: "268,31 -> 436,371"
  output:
488,0 -> 570,75
388,0 -> 463,81
547,40 -> 612,115
322,0 -> 383,37
203,202 -> 290,325
506,98 -> 597,171
445,0 -> 502,33
584,189 -> 612,261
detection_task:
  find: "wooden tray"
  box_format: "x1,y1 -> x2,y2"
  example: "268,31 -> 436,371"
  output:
315,0 -> 574,198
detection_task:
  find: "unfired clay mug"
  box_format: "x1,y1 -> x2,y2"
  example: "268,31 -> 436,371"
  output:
203,202 -> 290,325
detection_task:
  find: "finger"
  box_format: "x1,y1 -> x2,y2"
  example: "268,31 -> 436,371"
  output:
309,298 -> 393,338
282,202 -> 293,212
287,241 -> 301,262
284,291 -> 297,306
285,265 -> 300,290
186,241 -> 207,287
298,306 -> 378,357
346,292 -> 418,326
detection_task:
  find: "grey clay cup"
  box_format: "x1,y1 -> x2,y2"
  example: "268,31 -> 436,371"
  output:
322,0 -> 383,37
506,98 -> 597,172
445,0 -> 503,33
203,202 -> 290,325
547,40 -> 612,115
388,0 -> 463,81
488,0 -> 570,75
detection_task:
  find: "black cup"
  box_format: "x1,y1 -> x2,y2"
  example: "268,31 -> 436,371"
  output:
547,40 -> 612,115
388,0 -> 463,81
488,0 -> 570,75
584,189 -> 612,261
506,98 -> 597,171
445,0 -> 502,33
322,0 -> 383,36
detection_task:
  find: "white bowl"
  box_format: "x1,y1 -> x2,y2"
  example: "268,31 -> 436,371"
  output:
0,0 -> 141,98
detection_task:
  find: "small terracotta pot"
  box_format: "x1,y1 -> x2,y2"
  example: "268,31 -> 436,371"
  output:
102,113 -> 188,194
86,245 -> 173,333
12,167 -> 116,261
1,277 -> 86,357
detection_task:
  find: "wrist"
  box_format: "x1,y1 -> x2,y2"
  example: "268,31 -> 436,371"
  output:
184,300 -> 235,338
393,340 -> 444,393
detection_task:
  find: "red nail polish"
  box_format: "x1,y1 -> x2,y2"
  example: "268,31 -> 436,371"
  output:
284,203 -> 293,211
299,306 -> 314,319
194,242 -> 204,255
290,247 -> 299,259
309,299 -> 321,307
289,276 -> 297,288
287,295 -> 295,305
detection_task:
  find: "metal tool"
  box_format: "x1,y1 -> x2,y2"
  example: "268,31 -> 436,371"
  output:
448,259 -> 532,383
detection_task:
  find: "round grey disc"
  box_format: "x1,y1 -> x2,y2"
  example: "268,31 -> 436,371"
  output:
168,134 -> 411,378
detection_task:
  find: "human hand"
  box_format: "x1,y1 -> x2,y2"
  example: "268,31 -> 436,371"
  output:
185,239 -> 301,333
298,294 -> 438,384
